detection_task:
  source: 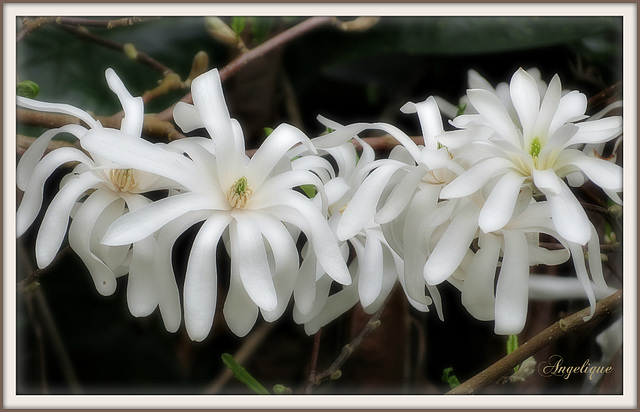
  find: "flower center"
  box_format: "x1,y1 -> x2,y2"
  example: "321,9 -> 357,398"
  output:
228,176 -> 253,209
109,168 -> 137,192
529,136 -> 542,159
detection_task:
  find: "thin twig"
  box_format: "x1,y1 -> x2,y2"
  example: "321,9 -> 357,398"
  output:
17,246 -> 73,293
17,16 -> 155,42
303,328 -> 323,394
203,322 -> 273,395
446,289 -> 622,395
310,303 -> 386,387
156,16 -> 334,122
57,25 -> 173,76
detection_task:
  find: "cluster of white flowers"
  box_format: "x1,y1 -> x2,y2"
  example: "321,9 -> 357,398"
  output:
17,66 -> 622,341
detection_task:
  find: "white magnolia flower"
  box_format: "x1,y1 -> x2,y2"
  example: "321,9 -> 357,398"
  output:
440,68 -> 623,245
16,69 -> 178,319
81,68 -> 351,341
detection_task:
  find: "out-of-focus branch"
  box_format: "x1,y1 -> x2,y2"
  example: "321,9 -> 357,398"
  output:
17,16 -> 155,42
156,16 -> 334,122
446,288 -> 623,395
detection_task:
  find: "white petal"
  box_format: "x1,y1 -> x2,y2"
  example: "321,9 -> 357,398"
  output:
568,241 -> 597,321
127,236 -> 158,317
35,172 -> 103,268
467,88 -> 521,149
223,230 -> 259,337
173,102 -> 204,133
338,163 -> 404,240
67,188 -> 120,295
547,181 -> 591,245
533,74 -> 561,139
233,215 -> 278,311
440,157 -> 513,199
102,192 -> 224,246
556,149 -> 622,191
494,230 -> 530,335
549,90 -> 587,136
570,117 -> 622,146
184,213 -> 231,342
532,168 -> 563,196
17,147 -> 95,237
401,96 -> 443,149
247,124 -> 315,189
375,165 -> 427,224
462,233 -> 500,321
17,96 -> 101,129
80,128 -> 197,190
155,209 -> 212,333
424,203 -> 479,285
105,68 -> 143,137
510,68 -> 540,140
528,274 -> 615,301
479,172 -> 526,233
357,234 -> 384,308
587,223 -> 608,290
293,247 -> 319,317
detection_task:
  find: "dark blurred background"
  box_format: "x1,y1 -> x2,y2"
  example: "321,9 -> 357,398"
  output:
15,15 -> 623,395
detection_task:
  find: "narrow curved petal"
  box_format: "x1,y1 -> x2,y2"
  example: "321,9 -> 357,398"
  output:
155,209 -> 212,333
467,88 -> 521,149
556,149 -> 622,191
424,203 -> 480,285
462,233 -> 500,321
375,165 -> 427,224
338,163 -> 404,240
547,181 -> 591,245
17,148 -> 95,236
510,68 -> 541,139
533,74 -> 561,139
357,234 -> 384,308
293,247 -> 319,317
67,188 -> 120,295
532,168 -> 563,196
247,124 -> 315,188
17,96 -> 101,129
401,96 -> 443,149
440,157 -> 513,199
103,192 -> 225,246
35,172 -> 103,268
587,223 -> 608,290
494,230 -> 530,335
549,90 -> 588,136
127,236 -> 158,317
223,226 -> 260,337
233,215 -> 278,311
479,172 -> 526,233
184,213 -> 232,342
173,102 -> 204,133
568,241 -> 597,321
105,68 -> 143,138
570,117 -> 622,146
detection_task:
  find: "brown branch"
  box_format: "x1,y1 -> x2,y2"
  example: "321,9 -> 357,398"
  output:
303,328 -> 323,394
17,16 -> 155,42
57,25 -> 173,76
156,16 -> 334,122
538,241 -> 621,253
446,288 -> 623,395
18,246 -> 73,294
587,81 -> 623,111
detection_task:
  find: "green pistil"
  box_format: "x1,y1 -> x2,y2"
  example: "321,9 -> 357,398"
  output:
233,176 -> 248,196
530,137 -> 542,158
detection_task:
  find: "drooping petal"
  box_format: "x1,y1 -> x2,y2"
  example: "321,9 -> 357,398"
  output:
375,165 -> 427,224
155,209 -> 212,333
440,157 -> 513,199
478,172 -> 526,233
532,168 -> 563,196
102,192 -> 226,246
357,234 -> 384,308
223,226 -> 260,337
570,117 -> 622,146
547,180 -> 591,245
67,188 -> 120,295
462,232 -> 500,321
528,274 -> 614,301
105,68 -> 143,138
555,149 -> 622,191
568,241 -> 597,321
293,247 -> 319,317
184,212 -> 232,342
17,96 -> 101,129
494,230 -> 530,335
424,202 -> 480,285
400,96 -> 443,150
17,147 -> 95,237
232,214 -> 278,311
35,172 -> 104,268
17,124 -> 87,190
467,88 -> 522,149
510,68 -> 541,140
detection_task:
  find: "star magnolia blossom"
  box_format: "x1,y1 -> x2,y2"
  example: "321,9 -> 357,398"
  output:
16,69 -> 178,318
81,68 -> 351,341
440,68 -> 623,245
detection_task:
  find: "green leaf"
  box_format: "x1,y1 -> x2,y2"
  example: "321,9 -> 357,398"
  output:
249,17 -> 272,45
263,127 -> 274,137
231,17 -> 246,40
300,184 -> 317,198
456,103 -> 467,117
221,353 -> 270,395
17,80 -> 39,98
441,366 -> 461,389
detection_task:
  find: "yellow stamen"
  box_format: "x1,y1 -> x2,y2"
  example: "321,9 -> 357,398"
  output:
228,176 -> 253,209
109,169 -> 137,192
